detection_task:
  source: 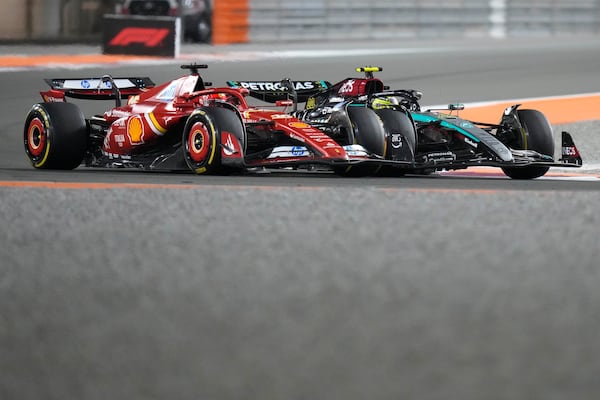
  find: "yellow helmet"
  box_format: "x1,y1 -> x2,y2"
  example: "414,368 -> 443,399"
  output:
371,96 -> 399,110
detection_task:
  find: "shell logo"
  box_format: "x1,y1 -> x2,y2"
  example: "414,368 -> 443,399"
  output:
288,121 -> 310,128
128,116 -> 144,144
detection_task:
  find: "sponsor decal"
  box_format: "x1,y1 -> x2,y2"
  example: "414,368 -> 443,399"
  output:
391,133 -> 403,149
62,79 -> 135,90
424,151 -> 456,163
127,116 -> 145,144
293,82 -> 316,90
460,121 -> 474,129
107,109 -> 131,119
128,95 -> 140,105
289,121 -> 310,128
109,28 -> 170,47
236,81 -> 316,91
338,80 -> 355,94
267,146 -> 310,159
464,137 -> 478,148
563,146 -> 578,156
271,114 -> 290,120
222,132 -> 237,156
42,95 -> 64,103
342,144 -> 369,157
309,118 -> 330,124
291,146 -> 305,156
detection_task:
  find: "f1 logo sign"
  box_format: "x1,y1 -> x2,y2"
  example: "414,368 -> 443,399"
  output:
109,28 -> 170,47
103,14 -> 179,57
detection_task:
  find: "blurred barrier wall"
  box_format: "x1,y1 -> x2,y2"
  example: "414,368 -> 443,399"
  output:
0,0 -> 117,42
0,0 -> 598,43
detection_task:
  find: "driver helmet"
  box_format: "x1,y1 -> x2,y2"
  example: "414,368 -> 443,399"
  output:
371,96 -> 399,110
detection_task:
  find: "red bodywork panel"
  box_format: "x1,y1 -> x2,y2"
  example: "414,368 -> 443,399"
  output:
39,73 -> 353,165
336,78 -> 385,98
98,74 -> 348,161
241,110 -> 348,165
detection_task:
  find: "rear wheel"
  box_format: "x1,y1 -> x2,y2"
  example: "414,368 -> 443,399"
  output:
502,109 -> 554,179
23,102 -> 87,169
334,107 -> 386,177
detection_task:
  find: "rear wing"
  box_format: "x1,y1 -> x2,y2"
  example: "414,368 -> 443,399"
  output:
226,80 -> 330,103
41,76 -> 155,102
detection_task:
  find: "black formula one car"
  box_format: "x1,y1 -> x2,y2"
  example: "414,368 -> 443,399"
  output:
24,64 -> 413,174
229,67 -> 583,178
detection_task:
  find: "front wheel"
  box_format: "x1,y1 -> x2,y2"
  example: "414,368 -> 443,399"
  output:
502,109 -> 554,179
374,108 -> 416,176
182,107 -> 245,174
23,102 -> 87,169
334,107 -> 386,177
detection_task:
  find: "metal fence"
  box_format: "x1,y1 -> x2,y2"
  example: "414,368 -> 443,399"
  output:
506,0 -> 600,36
1,0 -> 599,43
248,0 -> 600,42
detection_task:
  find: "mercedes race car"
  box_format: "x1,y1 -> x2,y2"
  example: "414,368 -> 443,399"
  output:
229,67 -> 583,179
24,64 -> 405,174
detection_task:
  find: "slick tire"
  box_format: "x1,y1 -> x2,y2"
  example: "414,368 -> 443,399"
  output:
334,107 -> 386,177
502,109 -> 554,179
374,108 -> 416,177
183,107 -> 245,174
24,102 -> 87,170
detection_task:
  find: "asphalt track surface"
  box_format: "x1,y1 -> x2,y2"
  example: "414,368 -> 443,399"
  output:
1,37 -> 600,400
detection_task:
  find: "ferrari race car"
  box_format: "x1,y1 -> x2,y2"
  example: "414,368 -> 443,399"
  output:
229,67 -> 583,179
24,64 -> 407,174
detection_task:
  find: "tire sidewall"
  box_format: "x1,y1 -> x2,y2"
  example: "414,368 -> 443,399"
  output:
347,106 -> 386,157
24,104 -> 53,168
519,109 -> 554,157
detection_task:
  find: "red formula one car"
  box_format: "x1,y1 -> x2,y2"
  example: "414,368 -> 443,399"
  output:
24,64 -> 399,174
